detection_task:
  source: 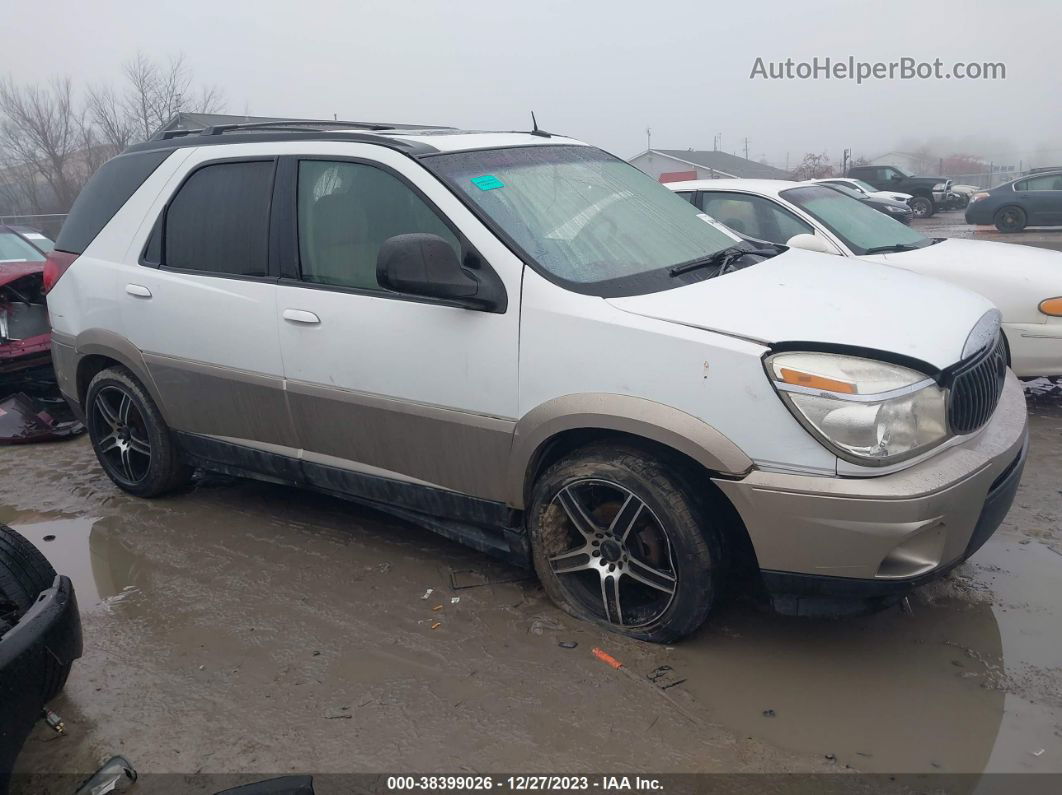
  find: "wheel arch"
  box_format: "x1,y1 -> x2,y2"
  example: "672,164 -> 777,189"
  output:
73,330 -> 168,422
509,394 -> 753,509
511,396 -> 759,574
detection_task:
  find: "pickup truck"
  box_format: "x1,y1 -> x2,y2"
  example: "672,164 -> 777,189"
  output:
847,165 -> 952,218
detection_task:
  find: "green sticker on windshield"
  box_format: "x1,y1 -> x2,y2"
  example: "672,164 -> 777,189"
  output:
471,175 -> 504,191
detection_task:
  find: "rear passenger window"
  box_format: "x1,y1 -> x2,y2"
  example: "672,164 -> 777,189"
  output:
297,160 -> 459,290
163,161 -> 274,277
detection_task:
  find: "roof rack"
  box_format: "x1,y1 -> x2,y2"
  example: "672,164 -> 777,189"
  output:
158,119 -> 454,140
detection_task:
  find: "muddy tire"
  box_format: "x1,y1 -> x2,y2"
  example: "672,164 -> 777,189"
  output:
528,444 -> 724,643
994,206 -> 1027,233
85,367 -> 191,497
0,524 -> 71,699
910,196 -> 934,218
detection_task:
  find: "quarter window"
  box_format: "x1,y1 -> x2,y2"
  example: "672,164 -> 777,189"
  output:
296,160 -> 459,290
698,192 -> 812,243
163,161 -> 274,276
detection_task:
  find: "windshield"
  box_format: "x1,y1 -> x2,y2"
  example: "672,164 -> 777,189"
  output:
823,182 -> 866,200
425,145 -> 741,296
851,179 -> 880,194
0,230 -> 46,262
18,231 -> 54,252
780,185 -> 930,255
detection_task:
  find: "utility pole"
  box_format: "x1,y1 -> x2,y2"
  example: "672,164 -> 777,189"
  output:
743,137 -> 749,160
646,126 -> 651,152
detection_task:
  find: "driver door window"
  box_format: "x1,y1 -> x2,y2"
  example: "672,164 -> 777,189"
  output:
297,160 -> 460,290
698,192 -> 812,244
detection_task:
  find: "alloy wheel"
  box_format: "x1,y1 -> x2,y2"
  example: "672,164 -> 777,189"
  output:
90,386 -> 152,485
544,479 -> 677,628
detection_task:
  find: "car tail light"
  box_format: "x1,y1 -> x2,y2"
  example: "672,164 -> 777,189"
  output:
970,192 -> 990,204
43,250 -> 78,294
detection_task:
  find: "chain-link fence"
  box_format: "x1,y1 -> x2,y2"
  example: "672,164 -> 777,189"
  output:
0,213 -> 67,239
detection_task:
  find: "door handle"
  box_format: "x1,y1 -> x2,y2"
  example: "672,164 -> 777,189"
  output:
125,284 -> 152,298
282,308 -> 321,325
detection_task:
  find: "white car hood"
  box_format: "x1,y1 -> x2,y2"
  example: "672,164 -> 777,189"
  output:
607,247 -> 995,370
868,238 -> 1062,323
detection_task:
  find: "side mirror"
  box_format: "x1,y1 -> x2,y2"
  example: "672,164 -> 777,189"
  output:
786,233 -> 834,255
377,233 -> 484,305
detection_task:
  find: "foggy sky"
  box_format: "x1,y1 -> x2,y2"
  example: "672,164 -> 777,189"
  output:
5,0 -> 1059,169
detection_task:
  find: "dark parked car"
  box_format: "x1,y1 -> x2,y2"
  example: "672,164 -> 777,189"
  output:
847,165 -> 951,218
815,181 -> 914,224
965,170 -> 1062,232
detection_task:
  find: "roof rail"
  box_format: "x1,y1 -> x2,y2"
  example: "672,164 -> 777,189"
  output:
157,119 -> 454,141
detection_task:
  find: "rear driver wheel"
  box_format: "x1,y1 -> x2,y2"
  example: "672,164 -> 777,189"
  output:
529,444 -> 725,643
85,367 -> 191,497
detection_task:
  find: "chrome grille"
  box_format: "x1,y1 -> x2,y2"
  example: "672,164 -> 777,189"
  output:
947,333 -> 1008,435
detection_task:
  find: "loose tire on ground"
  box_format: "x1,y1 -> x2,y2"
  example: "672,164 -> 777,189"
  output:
528,444 -> 725,643
85,366 -> 192,497
0,524 -> 71,700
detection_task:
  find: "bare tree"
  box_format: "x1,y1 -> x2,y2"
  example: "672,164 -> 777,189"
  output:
86,84 -> 136,155
122,52 -> 224,139
790,151 -> 834,180
0,76 -> 85,211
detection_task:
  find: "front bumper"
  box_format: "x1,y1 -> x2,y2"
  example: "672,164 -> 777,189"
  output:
714,372 -> 1028,610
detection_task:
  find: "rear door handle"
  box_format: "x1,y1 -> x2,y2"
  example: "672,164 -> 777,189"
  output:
282,308 -> 321,325
125,284 -> 152,298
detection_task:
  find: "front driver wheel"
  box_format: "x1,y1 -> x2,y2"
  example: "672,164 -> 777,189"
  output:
910,196 -> 934,218
529,444 -> 724,643
85,367 -> 191,497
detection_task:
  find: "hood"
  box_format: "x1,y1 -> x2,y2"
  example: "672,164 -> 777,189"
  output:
606,247 -> 995,370
0,261 -> 44,288
870,237 -> 1062,323
875,190 -> 912,202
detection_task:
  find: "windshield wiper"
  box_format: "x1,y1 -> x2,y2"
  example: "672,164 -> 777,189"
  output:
668,245 -> 776,278
862,243 -> 922,254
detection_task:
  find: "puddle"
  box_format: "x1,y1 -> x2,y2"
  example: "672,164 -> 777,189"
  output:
660,538 -> 1062,774
0,509 -> 144,612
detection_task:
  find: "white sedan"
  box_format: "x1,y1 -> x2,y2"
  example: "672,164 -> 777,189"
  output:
668,178 -> 1062,377
813,177 -> 912,204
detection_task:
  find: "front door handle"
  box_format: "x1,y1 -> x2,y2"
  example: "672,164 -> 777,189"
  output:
282,308 -> 321,325
125,284 -> 152,298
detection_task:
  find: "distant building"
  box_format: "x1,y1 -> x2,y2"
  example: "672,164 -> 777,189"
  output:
629,149 -> 791,182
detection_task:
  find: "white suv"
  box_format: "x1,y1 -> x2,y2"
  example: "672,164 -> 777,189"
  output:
44,122 -> 1027,641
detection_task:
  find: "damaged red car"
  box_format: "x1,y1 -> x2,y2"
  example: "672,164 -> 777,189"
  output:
0,225 -> 83,443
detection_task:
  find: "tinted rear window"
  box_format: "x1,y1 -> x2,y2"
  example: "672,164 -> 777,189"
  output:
54,149 -> 172,254
163,160 -> 274,277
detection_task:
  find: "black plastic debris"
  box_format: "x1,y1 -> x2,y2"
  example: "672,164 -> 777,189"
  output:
0,392 -> 84,444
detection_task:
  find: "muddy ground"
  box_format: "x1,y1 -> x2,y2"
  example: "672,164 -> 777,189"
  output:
2,381 -> 1059,786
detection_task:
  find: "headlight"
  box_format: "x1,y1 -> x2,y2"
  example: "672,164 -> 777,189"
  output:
766,352 -> 948,464
933,182 -> 947,191
885,205 -> 907,213
970,192 -> 990,203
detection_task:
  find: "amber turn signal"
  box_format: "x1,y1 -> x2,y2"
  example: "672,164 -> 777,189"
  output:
778,367 -> 857,394
1039,297 -> 1062,317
